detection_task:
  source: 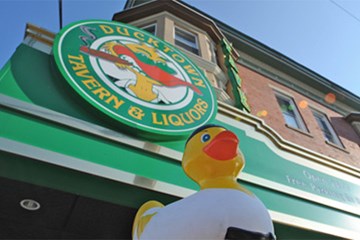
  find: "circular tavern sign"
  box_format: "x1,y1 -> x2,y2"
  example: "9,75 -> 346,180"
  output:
53,20 -> 217,137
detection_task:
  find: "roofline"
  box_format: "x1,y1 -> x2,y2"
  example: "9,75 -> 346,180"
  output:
124,0 -> 134,9
124,0 -> 155,9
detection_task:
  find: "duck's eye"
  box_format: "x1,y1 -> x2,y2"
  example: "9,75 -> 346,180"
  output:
201,133 -> 210,143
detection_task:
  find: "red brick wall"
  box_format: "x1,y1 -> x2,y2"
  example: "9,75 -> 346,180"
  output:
238,64 -> 360,169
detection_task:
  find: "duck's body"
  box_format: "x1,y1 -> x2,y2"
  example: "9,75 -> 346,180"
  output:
133,125 -> 275,240
137,188 -> 273,239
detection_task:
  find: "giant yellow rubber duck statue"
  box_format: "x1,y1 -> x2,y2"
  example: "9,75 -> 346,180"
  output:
132,125 -> 275,240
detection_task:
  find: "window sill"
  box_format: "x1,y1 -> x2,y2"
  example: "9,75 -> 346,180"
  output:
325,140 -> 349,153
285,124 -> 313,138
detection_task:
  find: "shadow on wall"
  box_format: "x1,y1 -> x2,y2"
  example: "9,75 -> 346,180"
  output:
330,116 -> 360,145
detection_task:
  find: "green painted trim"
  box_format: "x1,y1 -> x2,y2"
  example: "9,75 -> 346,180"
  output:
0,106 -> 197,190
0,61 -> 32,102
220,38 -> 232,54
1,95 -> 360,236
1,146 -> 359,237
227,68 -> 241,86
274,223 -> 342,240
220,39 -> 251,113
0,150 -> 179,208
2,93 -> 359,215
225,55 -> 238,73
245,181 -> 360,235
227,69 -> 250,112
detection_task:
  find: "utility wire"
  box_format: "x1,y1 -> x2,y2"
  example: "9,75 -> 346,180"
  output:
59,0 -> 63,30
329,0 -> 360,24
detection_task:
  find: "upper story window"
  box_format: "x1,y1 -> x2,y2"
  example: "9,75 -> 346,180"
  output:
312,109 -> 343,147
174,26 -> 200,55
141,23 -> 156,36
275,92 -> 307,132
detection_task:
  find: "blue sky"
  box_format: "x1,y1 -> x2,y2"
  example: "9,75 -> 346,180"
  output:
1,0 -> 360,98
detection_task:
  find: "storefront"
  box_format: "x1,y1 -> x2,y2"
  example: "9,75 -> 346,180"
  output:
0,5 -> 359,240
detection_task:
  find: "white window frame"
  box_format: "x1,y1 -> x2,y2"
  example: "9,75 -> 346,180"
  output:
140,23 -> 157,36
275,92 -> 307,132
207,38 -> 218,64
311,109 -> 343,147
174,26 -> 200,55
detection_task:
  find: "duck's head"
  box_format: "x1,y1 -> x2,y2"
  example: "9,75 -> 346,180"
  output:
182,124 -> 245,190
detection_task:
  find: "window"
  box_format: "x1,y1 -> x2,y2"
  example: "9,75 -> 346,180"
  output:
312,110 -> 342,146
275,93 -> 307,131
141,24 -> 156,35
174,27 -> 200,55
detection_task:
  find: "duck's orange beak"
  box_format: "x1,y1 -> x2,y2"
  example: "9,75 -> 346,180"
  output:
203,130 -> 239,161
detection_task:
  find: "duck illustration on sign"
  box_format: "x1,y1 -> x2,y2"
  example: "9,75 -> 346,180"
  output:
80,41 -> 202,104
132,125 -> 276,239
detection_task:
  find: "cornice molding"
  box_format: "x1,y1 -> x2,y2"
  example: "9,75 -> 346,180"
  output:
237,57 -> 353,115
